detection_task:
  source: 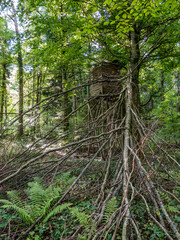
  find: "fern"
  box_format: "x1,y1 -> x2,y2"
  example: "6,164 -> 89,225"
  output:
1,203 -> 33,224
43,202 -> 72,223
41,185 -> 63,217
0,173 -> 75,226
160,191 -> 180,214
7,190 -> 24,208
55,172 -> 76,188
0,199 -> 13,205
167,205 -> 180,214
103,197 -> 118,222
70,207 -> 92,231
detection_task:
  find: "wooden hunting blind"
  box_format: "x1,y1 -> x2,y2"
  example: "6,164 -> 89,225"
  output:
88,62 -> 124,154
91,62 -> 121,98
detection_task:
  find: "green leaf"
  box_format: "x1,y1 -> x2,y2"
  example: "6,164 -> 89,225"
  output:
43,203 -> 72,223
104,21 -> 109,25
110,21 -> 115,25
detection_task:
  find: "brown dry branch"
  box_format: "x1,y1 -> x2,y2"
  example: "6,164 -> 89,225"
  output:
0,70 -> 179,240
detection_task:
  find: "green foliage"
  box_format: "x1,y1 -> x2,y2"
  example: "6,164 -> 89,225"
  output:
143,221 -> 166,240
0,173 -> 75,226
43,203 -> 72,223
160,191 -> 180,216
24,200 -> 96,239
54,171 -> 76,187
70,207 -> 92,231
0,198 -> 33,224
103,197 -> 118,222
0,208 -> 17,229
130,195 -> 179,240
0,0 -> 179,238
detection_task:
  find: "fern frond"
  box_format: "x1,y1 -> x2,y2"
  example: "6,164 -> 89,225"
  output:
55,172 -> 76,188
0,174 -> 74,226
2,204 -> 33,224
7,190 -> 24,207
0,199 -> 12,205
42,198 -> 53,216
43,203 -> 72,223
28,182 -> 46,201
27,177 -> 43,187
27,181 -> 48,216
70,207 -> 92,230
51,186 -> 63,196
103,197 -> 118,222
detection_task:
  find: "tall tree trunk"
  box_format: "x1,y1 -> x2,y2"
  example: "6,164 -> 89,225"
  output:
72,69 -> 77,129
121,71 -> 132,240
0,71 -> 4,130
129,25 -> 141,147
63,70 -> 71,132
129,25 -> 140,111
175,71 -> 180,112
36,71 -> 42,132
121,26 -> 141,240
161,71 -> 165,101
0,64 -> 7,131
32,70 -> 36,134
11,1 -> 24,137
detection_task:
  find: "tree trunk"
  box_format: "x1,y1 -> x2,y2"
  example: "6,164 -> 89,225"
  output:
0,63 -> 7,130
129,25 -> 140,111
63,70 -> 71,132
36,71 -> 42,132
0,33 -> 8,132
72,69 -> 77,129
121,26 -> 141,239
161,71 -> 165,101
32,70 -> 36,134
175,71 -> 180,112
121,71 -> 132,240
11,1 -> 24,137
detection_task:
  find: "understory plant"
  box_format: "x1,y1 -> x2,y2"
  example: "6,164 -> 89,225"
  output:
0,173 -> 75,225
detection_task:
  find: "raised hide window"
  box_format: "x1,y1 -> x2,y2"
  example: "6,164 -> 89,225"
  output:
91,62 -> 121,97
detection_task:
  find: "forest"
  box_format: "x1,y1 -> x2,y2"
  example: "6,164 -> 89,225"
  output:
0,0 -> 179,239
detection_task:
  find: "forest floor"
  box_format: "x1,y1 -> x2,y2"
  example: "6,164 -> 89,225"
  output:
0,139 -> 179,240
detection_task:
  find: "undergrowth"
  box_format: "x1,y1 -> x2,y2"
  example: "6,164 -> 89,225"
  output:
0,169 -> 179,240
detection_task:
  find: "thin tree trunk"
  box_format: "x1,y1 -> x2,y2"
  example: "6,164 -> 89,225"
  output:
175,71 -> 180,112
121,71 -> 132,240
36,71 -> 42,132
117,26 -> 141,239
0,64 -> 7,131
130,25 -> 140,111
161,71 -> 165,101
32,70 -> 36,134
11,1 -> 24,137
0,72 -> 4,130
72,69 -> 77,129
63,70 -> 71,132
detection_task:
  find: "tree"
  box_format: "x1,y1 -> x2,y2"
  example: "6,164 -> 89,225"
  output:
11,0 -> 24,137
0,17 -> 13,131
0,0 -> 179,239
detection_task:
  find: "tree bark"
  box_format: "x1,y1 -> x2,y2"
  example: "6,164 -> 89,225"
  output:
161,71 -> 165,101
121,71 -> 132,240
11,1 -> 24,137
0,36 -> 8,131
63,70 -> 72,132
0,65 -> 7,130
120,26 -> 141,239
129,25 -> 140,111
